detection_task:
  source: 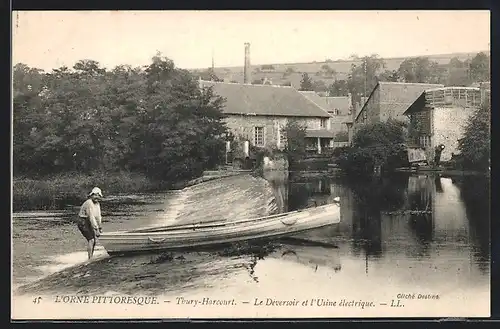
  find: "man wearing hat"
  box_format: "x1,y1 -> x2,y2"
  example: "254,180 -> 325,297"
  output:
77,187 -> 103,259
434,144 -> 445,167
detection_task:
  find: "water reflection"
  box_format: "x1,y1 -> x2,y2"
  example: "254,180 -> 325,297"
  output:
264,170 -> 490,280
14,170 -> 490,301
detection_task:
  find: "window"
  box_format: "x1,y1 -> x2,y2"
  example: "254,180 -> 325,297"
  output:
332,109 -> 339,115
419,135 -> 431,148
320,118 -> 328,129
254,126 -> 264,146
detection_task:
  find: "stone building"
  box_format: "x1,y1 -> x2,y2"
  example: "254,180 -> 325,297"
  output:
199,80 -> 334,154
403,87 -> 483,163
354,82 -> 445,126
299,91 -> 352,135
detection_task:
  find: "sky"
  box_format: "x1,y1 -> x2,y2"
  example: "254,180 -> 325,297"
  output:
12,10 -> 490,71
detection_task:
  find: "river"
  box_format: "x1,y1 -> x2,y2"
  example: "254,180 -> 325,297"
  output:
11,171 -> 490,318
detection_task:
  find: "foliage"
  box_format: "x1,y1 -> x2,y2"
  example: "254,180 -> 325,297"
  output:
447,57 -> 470,86
282,67 -> 296,78
282,120 -> 308,170
377,70 -> 400,82
336,119 -> 408,175
13,171 -> 166,211
469,52 -> 490,82
13,54 -> 228,183
311,80 -> 328,93
352,119 -> 406,147
397,57 -> 444,84
334,131 -> 349,142
396,53 -> 490,86
347,54 -> 386,100
319,64 -> 336,78
328,79 -> 349,96
261,64 -> 275,71
457,101 -> 491,171
299,73 -> 314,91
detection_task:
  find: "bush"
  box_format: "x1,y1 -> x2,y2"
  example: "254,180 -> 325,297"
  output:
13,55 -> 228,184
282,120 -> 308,171
335,119 -> 408,175
457,101 -> 490,171
334,131 -> 349,142
12,171 -> 168,211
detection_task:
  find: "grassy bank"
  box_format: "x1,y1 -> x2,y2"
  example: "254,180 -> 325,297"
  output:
12,171 -> 172,212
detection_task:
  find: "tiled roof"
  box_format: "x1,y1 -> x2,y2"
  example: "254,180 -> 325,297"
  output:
403,87 -> 482,115
299,91 -> 330,110
200,80 -> 330,118
322,96 -> 351,112
299,92 -> 351,114
355,82 -> 444,121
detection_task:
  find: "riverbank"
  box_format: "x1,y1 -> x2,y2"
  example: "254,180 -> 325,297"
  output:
12,170 -> 252,212
13,172 -> 279,292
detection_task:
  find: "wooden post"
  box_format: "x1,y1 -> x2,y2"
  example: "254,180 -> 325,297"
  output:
317,137 -> 321,154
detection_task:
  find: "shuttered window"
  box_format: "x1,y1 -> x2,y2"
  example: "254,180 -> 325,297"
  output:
254,126 -> 265,146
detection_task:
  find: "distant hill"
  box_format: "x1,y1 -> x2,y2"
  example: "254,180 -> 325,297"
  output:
190,50 -> 490,88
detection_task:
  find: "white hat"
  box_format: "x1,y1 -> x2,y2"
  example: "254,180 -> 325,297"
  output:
89,187 -> 103,198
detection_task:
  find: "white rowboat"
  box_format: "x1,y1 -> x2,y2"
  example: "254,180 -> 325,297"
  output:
99,202 -> 341,256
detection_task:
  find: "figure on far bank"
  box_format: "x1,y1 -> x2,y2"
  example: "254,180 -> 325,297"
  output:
434,144 -> 445,167
76,187 -> 104,259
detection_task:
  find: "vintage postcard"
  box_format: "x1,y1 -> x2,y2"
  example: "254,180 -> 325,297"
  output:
11,10 -> 491,320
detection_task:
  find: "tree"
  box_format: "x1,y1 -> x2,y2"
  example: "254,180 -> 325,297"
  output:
282,120 -> 307,170
336,119 -> 408,175
12,54 -> 229,182
312,80 -> 328,93
397,57 -> 445,84
328,79 -> 349,96
320,64 -> 336,78
398,57 -> 430,83
469,52 -> 490,82
353,119 -> 406,147
282,67 -> 295,78
347,54 -> 385,102
457,100 -> 490,171
299,73 -> 314,91
334,131 -> 349,142
377,70 -> 400,82
261,64 -> 275,71
447,57 -> 470,86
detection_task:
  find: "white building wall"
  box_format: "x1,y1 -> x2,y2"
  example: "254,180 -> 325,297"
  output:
432,106 -> 475,162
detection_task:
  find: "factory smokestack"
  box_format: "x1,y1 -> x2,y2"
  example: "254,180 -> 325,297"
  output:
244,42 -> 251,84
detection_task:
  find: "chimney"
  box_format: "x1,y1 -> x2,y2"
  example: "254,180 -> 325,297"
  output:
244,42 -> 251,84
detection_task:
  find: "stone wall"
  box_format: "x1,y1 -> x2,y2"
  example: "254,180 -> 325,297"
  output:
354,86 -> 380,126
225,115 -> 323,148
432,106 -> 475,162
